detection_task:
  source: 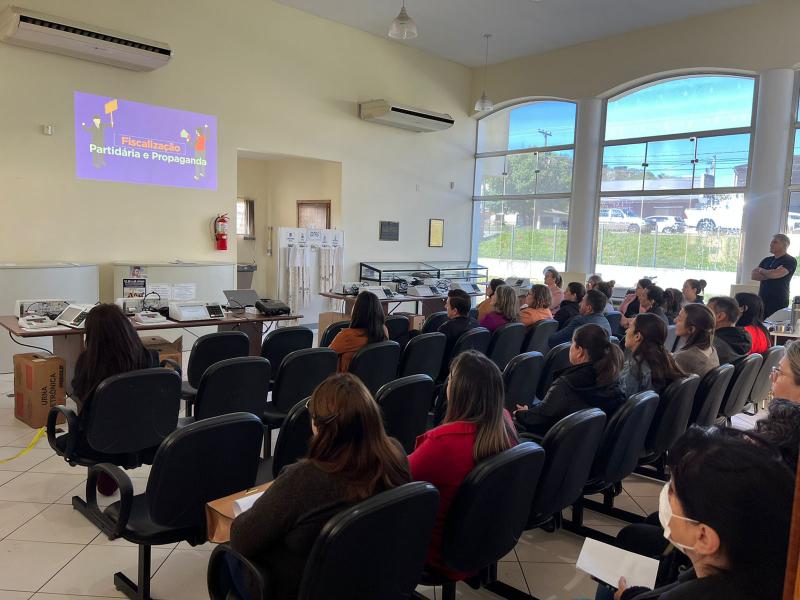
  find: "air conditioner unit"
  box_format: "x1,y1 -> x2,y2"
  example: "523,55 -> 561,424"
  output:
0,5 -> 171,71
358,99 -> 454,133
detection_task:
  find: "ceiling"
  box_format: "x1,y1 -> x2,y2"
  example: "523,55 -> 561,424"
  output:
275,0 -> 759,67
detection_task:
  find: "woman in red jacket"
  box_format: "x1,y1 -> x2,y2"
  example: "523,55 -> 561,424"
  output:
735,292 -> 772,355
408,350 -> 518,579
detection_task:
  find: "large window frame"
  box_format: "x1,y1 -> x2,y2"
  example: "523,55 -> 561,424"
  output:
593,73 -> 759,284
783,74 -> 800,229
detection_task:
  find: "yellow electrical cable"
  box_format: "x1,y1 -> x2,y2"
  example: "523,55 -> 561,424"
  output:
0,427 -> 46,464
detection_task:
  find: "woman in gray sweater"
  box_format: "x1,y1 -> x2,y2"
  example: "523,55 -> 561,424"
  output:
672,304 -> 719,378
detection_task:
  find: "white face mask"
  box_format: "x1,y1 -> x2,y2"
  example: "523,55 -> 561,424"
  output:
658,482 -> 699,553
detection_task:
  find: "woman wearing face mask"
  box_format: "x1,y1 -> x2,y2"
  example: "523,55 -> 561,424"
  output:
598,427 -> 792,600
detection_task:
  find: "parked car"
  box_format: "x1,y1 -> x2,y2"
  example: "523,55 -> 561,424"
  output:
598,207 -> 647,233
644,216 -> 686,234
788,212 -> 800,232
684,199 -> 744,233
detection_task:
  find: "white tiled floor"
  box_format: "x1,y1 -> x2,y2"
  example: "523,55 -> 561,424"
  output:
0,368 -> 766,599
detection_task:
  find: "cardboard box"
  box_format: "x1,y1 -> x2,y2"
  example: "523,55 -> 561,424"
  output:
318,311 -> 348,337
140,336 -> 182,372
398,313 -> 425,331
205,482 -> 272,543
13,353 -> 66,428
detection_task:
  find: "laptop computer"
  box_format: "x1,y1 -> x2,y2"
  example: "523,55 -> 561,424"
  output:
223,289 -> 261,309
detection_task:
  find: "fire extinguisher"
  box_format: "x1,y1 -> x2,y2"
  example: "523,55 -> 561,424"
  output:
213,214 -> 229,251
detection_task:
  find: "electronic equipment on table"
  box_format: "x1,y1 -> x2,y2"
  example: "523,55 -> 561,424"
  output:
15,299 -> 73,319
168,302 -> 225,322
223,289 -> 260,308
133,311 -> 167,324
450,282 -> 483,294
360,286 -> 395,299
18,315 -> 57,330
337,282 -> 368,296
56,304 -> 95,328
116,297 -> 144,316
407,285 -> 442,297
505,277 -> 531,296
254,299 -> 290,316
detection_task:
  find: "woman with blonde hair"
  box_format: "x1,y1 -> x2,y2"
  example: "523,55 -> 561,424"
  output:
479,284 -> 518,332
520,284 -> 553,327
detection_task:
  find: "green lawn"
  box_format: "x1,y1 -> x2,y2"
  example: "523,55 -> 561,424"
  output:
478,227 -> 740,272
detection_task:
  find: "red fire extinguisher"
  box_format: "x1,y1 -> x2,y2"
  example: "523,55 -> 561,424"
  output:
214,214 -> 229,251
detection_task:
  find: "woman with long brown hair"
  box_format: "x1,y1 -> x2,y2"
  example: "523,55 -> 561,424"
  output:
230,373 -> 410,600
329,291 -> 388,372
621,313 -> 686,397
409,350 -> 517,579
672,303 -> 719,377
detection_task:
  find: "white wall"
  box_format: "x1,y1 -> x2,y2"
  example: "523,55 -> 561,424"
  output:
0,0 -> 476,301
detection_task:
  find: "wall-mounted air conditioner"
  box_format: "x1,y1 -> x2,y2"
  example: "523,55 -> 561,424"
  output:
358,99 -> 454,133
0,5 -> 171,71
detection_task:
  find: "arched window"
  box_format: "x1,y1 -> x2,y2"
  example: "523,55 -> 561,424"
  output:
597,75 -> 756,296
786,82 -> 800,299
473,100 -> 577,278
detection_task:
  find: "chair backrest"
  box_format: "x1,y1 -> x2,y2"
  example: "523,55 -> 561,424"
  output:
398,332 -> 446,379
503,352 -> 544,413
690,363 -> 735,427
643,375 -> 700,458
605,311 -> 623,338
522,319 -> 559,354
186,331 -> 250,387
421,311 -> 449,334
272,400 -> 312,479
272,348 -> 338,413
349,341 -> 402,396
441,442 -> 545,572
260,326 -> 313,379
86,368 -> 181,454
531,409 -> 607,520
298,482 -> 440,600
536,342 -> 572,399
591,391 -> 659,485
486,322 -> 526,371
665,325 -> 678,353
451,326 -> 490,357
719,353 -> 763,419
375,375 -> 434,454
319,320 -> 349,347
750,345 -> 785,406
146,413 -> 263,529
194,357 -> 270,421
385,315 -> 410,348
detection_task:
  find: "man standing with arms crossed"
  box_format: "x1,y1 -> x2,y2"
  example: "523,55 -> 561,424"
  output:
752,233 -> 797,319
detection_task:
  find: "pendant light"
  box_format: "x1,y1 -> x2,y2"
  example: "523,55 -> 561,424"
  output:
388,1 -> 418,40
475,34 -> 494,112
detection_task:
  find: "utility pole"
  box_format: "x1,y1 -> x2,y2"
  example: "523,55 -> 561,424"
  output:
538,128 -> 552,147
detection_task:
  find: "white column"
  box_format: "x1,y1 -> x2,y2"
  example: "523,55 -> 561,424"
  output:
740,69 -> 795,282
566,98 -> 604,276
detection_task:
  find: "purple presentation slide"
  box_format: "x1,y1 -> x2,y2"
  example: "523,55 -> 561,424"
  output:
74,91 -> 217,190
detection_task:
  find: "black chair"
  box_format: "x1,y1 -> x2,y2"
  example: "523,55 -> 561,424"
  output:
468,307 -> 479,321
182,331 -> 250,416
398,332 -> 446,380
521,319 -> 558,354
525,408 -> 607,530
717,353 -> 763,425
385,314 -> 411,349
262,348 -> 337,458
636,375 -> 700,480
450,326 -> 490,357
375,375 -> 434,454
419,443 -> 546,600
179,357 -> 270,425
319,320 -> 349,347
260,326 -> 313,388
665,325 -> 678,353
486,322 -> 526,371
421,311 -> 449,334
47,368 -> 181,523
349,341 -> 401,397
568,392 -> 659,539
270,400 -> 313,480
536,342 -> 572,399
748,345 -> 784,413
689,364 -> 735,427
502,351 -> 544,413
85,413 -> 264,600
208,482 -> 439,600
605,311 -> 623,338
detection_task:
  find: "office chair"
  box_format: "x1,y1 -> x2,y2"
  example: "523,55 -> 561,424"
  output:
375,375 -> 434,454
260,326 -> 313,388
182,331 -> 250,416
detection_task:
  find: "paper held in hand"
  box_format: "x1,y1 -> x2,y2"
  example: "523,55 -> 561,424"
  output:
576,538 -> 660,590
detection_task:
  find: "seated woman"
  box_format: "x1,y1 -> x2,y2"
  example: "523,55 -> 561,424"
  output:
682,278 -> 707,306
479,284 -> 518,332
409,350 -> 517,579
621,286 -> 668,329
586,274 -> 603,291
597,280 -> 616,314
734,292 -> 771,355
619,278 -> 653,318
514,324 -> 625,436
620,313 -> 685,397
663,288 -> 683,324
554,282 -> 585,329
329,291 -> 388,372
603,427 -> 793,600
671,304 -> 719,377
476,277 -> 505,321
757,340 -> 800,469
519,284 -> 553,327
544,267 -> 564,311
230,373 -> 410,600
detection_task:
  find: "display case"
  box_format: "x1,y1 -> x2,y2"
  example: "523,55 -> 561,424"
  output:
423,261 -> 488,284
359,261 -> 487,285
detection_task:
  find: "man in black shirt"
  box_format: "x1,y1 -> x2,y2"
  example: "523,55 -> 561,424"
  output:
708,296 -> 752,364
438,289 -> 478,379
752,234 -> 797,319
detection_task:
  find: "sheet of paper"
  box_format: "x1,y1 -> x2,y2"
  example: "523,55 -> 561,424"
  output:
232,490 -> 265,517
576,538 -> 659,590
171,283 -> 196,301
148,283 -> 173,301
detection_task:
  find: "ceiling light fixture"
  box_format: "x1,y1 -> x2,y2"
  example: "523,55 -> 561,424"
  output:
475,34 -> 494,112
388,1 -> 418,40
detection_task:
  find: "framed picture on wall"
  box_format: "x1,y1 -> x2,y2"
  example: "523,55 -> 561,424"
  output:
379,221 -> 400,241
428,219 -> 444,247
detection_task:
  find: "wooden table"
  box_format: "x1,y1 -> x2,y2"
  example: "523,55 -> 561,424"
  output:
321,291 -> 483,317
0,312 -> 302,394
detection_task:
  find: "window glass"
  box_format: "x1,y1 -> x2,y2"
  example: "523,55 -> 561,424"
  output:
605,76 -> 755,141
601,144 -> 647,192
791,129 -> 800,186
643,138 -> 695,191
475,151 -> 573,196
694,133 -> 750,188
477,101 -> 576,153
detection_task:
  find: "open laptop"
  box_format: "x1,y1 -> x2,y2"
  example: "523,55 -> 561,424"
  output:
223,289 -> 261,309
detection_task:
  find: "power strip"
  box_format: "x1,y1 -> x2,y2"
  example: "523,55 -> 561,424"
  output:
15,299 -> 73,318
